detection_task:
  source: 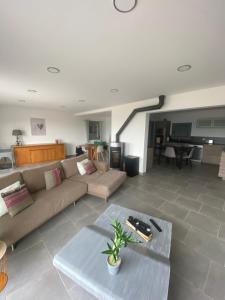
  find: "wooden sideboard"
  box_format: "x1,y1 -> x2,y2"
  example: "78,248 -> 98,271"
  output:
13,143 -> 65,166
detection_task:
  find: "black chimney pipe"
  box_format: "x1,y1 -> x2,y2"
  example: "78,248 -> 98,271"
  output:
115,95 -> 165,142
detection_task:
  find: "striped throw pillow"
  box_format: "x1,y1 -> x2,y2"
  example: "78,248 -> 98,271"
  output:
84,160 -> 97,175
44,167 -> 62,190
1,184 -> 33,217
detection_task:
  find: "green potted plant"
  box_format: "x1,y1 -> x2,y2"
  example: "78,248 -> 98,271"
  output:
102,219 -> 140,275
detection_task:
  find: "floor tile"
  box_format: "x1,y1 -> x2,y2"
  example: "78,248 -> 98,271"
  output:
171,240 -> 210,289
160,202 -> 189,219
218,223 -> 225,240
178,186 -> 201,200
185,211 -> 220,236
205,262 -> 225,300
154,188 -> 178,202
64,201 -> 93,222
7,242 -> 52,293
185,228 -> 225,265
161,214 -> 190,242
41,221 -> 77,256
176,196 -> 202,211
169,272 -> 212,300
6,269 -> 71,300
198,193 -> 225,209
68,282 -> 97,300
9,229 -> 42,255
200,205 -> 225,224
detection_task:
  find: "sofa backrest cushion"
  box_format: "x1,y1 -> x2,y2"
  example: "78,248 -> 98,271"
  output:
22,161 -> 63,193
0,172 -> 23,190
61,154 -> 88,178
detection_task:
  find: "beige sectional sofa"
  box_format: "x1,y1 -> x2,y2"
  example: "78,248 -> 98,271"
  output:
0,155 -> 126,248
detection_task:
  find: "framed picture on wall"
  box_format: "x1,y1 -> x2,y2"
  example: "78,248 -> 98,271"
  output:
30,118 -> 46,136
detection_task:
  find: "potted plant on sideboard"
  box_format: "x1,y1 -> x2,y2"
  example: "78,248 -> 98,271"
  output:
102,219 -> 140,275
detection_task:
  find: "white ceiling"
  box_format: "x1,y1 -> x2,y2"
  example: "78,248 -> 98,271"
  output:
0,0 -> 225,113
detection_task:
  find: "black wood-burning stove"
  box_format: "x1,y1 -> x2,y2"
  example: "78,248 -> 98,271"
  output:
110,142 -> 124,170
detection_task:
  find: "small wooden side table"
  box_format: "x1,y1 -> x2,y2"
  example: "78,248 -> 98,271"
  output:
0,241 -> 7,293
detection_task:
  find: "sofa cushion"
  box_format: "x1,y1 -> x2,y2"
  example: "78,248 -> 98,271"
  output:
44,167 -> 62,190
2,184 -> 33,217
61,154 -> 88,178
70,171 -> 102,185
88,170 -> 126,199
0,181 -> 21,217
22,161 -> 63,193
33,179 -> 87,212
93,161 -> 109,173
69,170 -> 126,199
0,179 -> 87,246
0,172 -> 23,190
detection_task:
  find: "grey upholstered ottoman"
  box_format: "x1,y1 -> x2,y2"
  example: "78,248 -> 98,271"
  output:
53,204 -> 172,300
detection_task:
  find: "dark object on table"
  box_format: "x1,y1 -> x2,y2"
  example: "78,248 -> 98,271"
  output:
124,155 -> 139,177
150,219 -> 162,232
126,216 -> 152,241
76,146 -> 85,156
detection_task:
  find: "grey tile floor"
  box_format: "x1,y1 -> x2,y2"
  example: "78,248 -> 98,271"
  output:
1,163 -> 225,300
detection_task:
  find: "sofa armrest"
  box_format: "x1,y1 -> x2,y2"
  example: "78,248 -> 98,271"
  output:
93,160 -> 109,173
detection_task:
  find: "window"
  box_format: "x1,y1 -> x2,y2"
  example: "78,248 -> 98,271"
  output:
88,121 -> 101,140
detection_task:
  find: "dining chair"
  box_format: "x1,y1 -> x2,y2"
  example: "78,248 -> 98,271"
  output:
182,147 -> 194,167
164,147 -> 176,159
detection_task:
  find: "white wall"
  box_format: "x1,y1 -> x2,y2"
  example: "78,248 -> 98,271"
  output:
151,107 -> 225,137
0,105 -> 87,155
77,85 -> 225,173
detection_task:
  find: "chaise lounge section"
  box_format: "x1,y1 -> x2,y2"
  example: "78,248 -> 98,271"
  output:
61,154 -> 127,201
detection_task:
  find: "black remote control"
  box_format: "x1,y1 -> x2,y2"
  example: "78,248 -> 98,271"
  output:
150,219 -> 162,232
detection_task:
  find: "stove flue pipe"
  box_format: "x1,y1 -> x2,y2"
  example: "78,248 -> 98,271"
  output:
115,95 -> 166,142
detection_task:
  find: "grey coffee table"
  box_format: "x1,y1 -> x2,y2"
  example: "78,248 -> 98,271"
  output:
53,204 -> 172,300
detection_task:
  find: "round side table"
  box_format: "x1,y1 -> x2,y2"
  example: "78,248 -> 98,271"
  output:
0,241 -> 8,293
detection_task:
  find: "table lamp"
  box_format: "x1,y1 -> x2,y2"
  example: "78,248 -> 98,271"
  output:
0,241 -> 7,293
12,129 -> 22,145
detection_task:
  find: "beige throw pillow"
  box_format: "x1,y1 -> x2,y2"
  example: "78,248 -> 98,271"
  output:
0,181 -> 20,217
77,159 -> 89,175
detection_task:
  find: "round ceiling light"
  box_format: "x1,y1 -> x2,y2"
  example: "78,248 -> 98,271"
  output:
110,88 -> 119,93
47,66 -> 60,73
27,89 -> 37,93
113,0 -> 137,13
177,64 -> 192,72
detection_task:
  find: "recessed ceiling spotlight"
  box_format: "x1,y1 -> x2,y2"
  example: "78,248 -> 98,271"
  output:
78,99 -> 86,103
113,0 -> 137,13
177,64 -> 192,72
27,89 -> 37,93
47,66 -> 60,73
110,88 -> 119,93
18,99 -> 26,103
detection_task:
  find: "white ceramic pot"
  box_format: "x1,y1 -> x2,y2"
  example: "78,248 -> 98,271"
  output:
107,256 -> 122,275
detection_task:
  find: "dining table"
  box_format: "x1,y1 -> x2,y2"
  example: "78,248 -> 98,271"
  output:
155,143 -> 194,169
